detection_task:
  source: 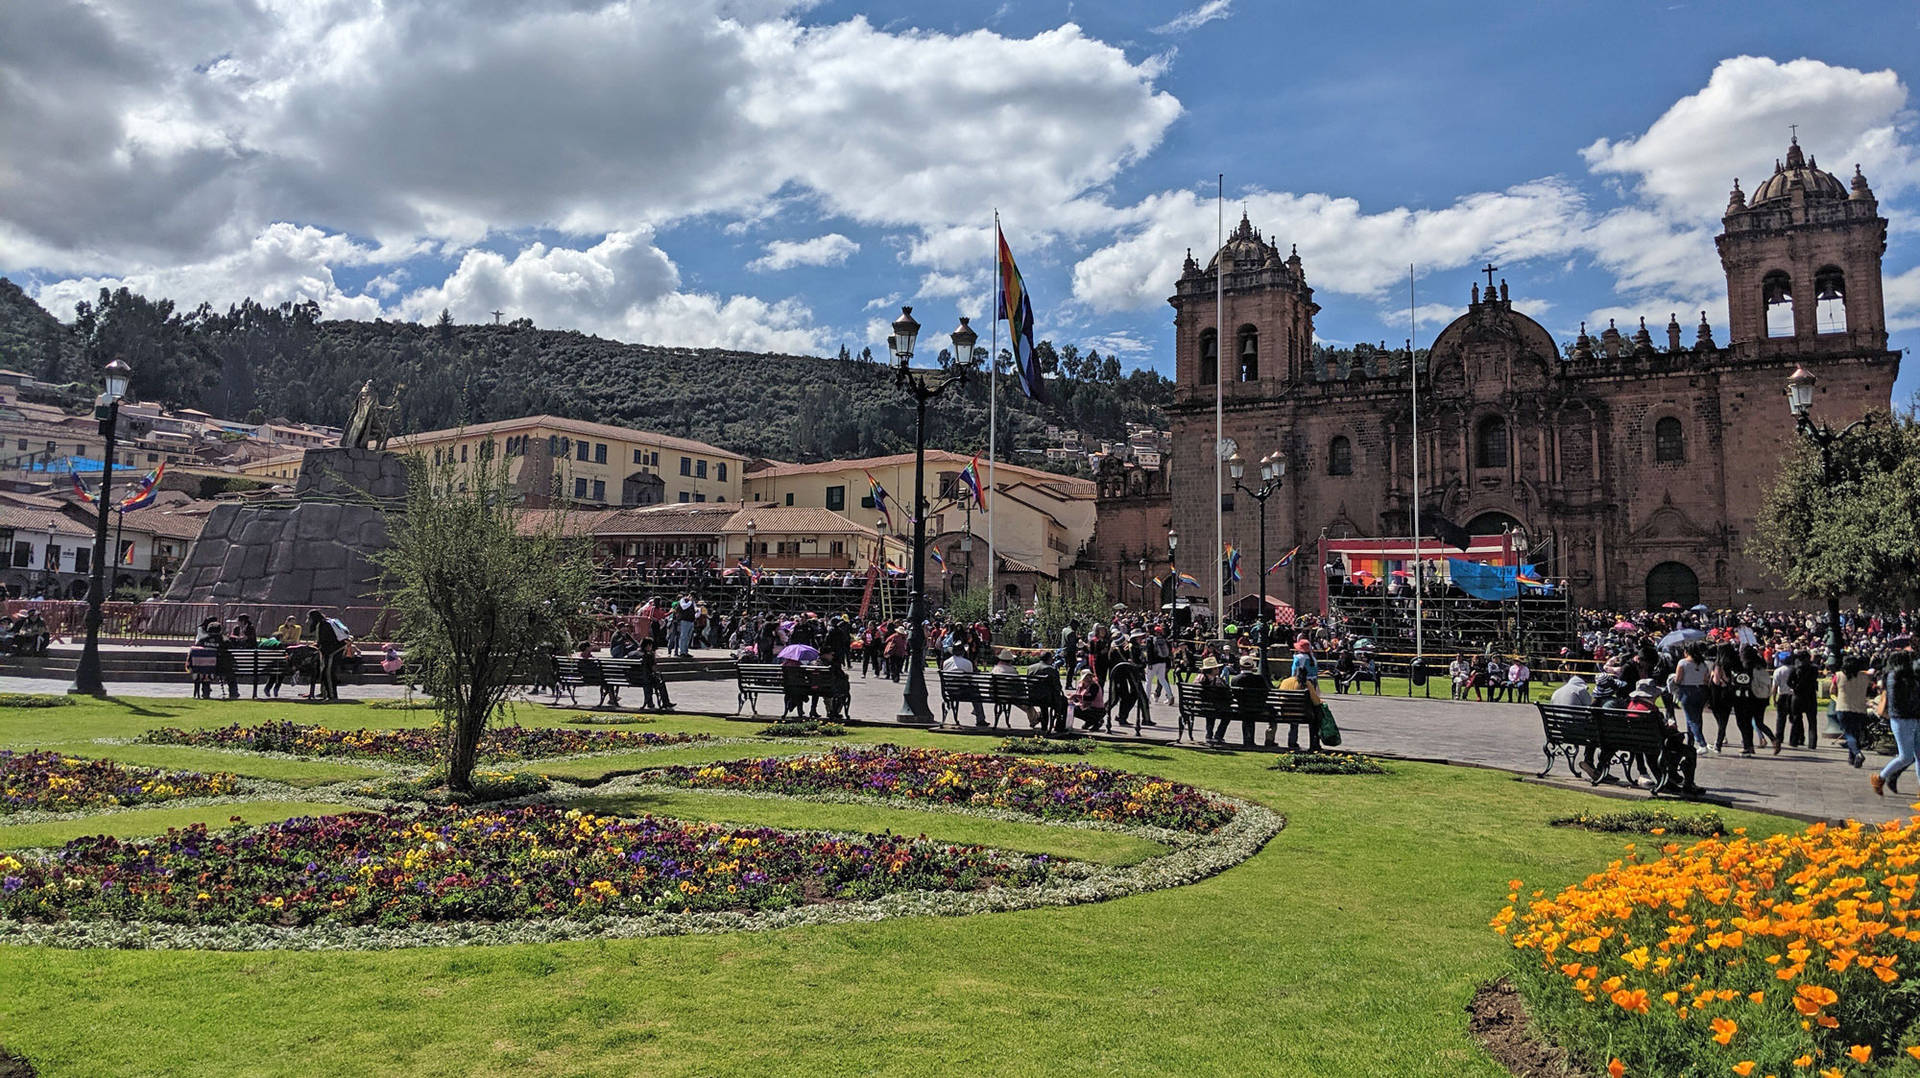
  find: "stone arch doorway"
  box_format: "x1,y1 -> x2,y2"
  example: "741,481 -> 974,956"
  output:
1644,562 -> 1699,609
1464,511 -> 1522,537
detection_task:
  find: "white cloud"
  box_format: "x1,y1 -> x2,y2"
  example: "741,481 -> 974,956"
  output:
1153,0 -> 1231,35
32,223 -> 387,322
746,232 -> 859,272
1581,56 -> 1918,219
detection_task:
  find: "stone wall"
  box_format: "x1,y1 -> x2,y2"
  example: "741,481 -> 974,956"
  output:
164,448 -> 407,607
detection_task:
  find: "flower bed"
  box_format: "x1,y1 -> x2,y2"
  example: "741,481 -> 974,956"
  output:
998,737 -> 1089,756
137,722 -> 706,764
2,751 -> 241,814
1495,816 -> 1920,1076
1267,752 -> 1389,776
643,746 -> 1236,834
759,721 -> 845,738
1549,808 -> 1725,837
0,805 -> 1051,927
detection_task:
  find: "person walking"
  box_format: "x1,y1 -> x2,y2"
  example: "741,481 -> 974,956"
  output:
306,610 -> 345,702
1672,644 -> 1710,750
1705,642 -> 1738,752
1831,654 -> 1873,769
1872,650 -> 1919,796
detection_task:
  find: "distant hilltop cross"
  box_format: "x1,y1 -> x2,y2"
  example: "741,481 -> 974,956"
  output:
491,310 -> 504,324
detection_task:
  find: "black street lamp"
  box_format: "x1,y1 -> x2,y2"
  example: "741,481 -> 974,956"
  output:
71,358 -> 131,698
890,307 -> 982,724
743,518 -> 756,615
1786,365 -> 1872,656
1228,449 -> 1285,677
1138,554 -> 1149,610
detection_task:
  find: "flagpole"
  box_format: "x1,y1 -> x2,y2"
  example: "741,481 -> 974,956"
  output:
112,507 -> 125,590
1214,173 -> 1225,639
1410,263 -> 1424,665
988,212 -> 999,619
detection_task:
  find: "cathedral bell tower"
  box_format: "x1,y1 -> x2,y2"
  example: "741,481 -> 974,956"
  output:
1168,211 -> 1318,400
1716,135 -> 1889,357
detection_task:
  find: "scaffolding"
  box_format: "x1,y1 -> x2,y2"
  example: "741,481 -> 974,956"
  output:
1324,588 -> 1575,658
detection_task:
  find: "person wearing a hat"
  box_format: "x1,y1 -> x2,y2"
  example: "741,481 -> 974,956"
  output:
1628,678 -> 1702,795
1193,657 -> 1229,745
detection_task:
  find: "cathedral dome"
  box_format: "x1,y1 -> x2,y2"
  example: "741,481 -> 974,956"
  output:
1745,136 -> 1848,207
1206,210 -> 1282,272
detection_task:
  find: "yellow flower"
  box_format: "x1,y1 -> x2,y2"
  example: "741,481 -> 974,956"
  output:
1711,1017 -> 1738,1046
1847,1045 -> 1871,1063
1732,1064 -> 1754,1077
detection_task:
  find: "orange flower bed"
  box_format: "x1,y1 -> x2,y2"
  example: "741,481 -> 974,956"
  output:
1496,816 -> 1920,1076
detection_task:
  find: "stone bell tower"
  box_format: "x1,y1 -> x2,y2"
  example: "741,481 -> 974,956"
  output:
1716,134 -> 1889,359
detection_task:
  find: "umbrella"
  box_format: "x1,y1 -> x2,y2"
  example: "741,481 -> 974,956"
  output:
1658,628 -> 1706,650
1662,602 -> 1683,610
1690,603 -> 1710,613
1612,620 -> 1638,632
776,644 -> 819,663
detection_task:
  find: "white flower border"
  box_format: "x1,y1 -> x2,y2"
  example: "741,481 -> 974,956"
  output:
0,761 -> 1283,951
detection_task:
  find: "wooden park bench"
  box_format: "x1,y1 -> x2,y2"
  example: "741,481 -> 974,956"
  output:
937,671 -> 1061,730
1535,703 -> 1683,794
228,648 -> 290,699
734,662 -> 850,719
1175,682 -> 1322,750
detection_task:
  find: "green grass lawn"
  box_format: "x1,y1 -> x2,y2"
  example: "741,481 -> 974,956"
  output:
0,696 -> 1794,1076
0,801 -> 369,850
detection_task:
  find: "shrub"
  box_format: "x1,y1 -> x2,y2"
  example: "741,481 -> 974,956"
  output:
998,736 -> 1089,756
1496,817 -> 1920,1076
360,769 -> 552,804
0,694 -> 74,709
1550,808 -> 1725,837
366,699 -> 436,711
564,714 -> 659,726
1267,752 -> 1389,775
761,721 -> 845,738
138,721 -> 706,764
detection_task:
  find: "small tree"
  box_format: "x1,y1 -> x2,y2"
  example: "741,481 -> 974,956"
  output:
376,452 -> 594,791
1751,408 -> 1920,624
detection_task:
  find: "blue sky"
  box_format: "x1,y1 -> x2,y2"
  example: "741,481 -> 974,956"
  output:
3,0 -> 1917,404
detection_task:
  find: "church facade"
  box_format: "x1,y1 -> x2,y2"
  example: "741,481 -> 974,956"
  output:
1166,137 -> 1900,613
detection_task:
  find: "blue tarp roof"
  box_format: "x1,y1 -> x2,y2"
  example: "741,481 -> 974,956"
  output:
25,456 -> 104,473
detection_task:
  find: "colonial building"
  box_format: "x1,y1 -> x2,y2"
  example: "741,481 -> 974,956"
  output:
1167,137 -> 1900,612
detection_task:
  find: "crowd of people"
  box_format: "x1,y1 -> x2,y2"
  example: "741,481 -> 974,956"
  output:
185,610 -> 360,701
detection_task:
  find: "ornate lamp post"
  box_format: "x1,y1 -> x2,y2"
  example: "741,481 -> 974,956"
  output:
743,518 -> 756,614
1228,449 -> 1285,677
1138,554 -> 1149,610
1785,365 -> 1872,656
71,358 -> 131,697
889,307 -> 982,723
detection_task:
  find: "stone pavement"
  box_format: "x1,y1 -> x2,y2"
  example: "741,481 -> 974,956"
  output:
6,664 -> 1908,826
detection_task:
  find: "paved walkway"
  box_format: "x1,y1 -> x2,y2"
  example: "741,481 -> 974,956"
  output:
8,665 -> 1907,825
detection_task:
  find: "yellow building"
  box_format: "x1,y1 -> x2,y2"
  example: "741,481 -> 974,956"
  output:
246,415 -> 742,507
742,451 -> 1096,594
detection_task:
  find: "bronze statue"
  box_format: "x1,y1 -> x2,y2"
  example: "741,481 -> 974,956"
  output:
340,380 -> 394,451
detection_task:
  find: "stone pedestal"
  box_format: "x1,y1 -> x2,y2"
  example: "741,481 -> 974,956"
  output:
165,449 -> 408,607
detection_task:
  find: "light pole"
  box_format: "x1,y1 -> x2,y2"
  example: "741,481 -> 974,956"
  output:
744,518 -> 756,616
1138,554 -> 1149,611
889,307 -> 982,724
1786,365 -> 1872,656
1166,526 -> 1179,628
1505,522 -> 1528,658
1228,449 -> 1286,677
71,359 -> 131,697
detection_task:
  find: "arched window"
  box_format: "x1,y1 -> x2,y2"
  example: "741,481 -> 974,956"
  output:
1814,266 -> 1847,333
1198,330 -> 1218,385
1654,417 -> 1684,463
1475,415 -> 1509,469
1236,325 -> 1258,382
1645,562 -> 1700,609
1763,270 -> 1795,338
1327,435 -> 1353,475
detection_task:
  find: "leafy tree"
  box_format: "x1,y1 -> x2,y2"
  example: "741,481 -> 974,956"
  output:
1751,409 -> 1920,627
375,453 -> 595,791
71,287 -> 209,405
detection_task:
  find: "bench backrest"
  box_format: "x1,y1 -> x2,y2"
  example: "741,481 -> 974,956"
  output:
1535,703 -> 1602,742
1598,707 -> 1668,752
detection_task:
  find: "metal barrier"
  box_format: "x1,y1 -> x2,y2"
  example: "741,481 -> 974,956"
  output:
2,601 -> 400,643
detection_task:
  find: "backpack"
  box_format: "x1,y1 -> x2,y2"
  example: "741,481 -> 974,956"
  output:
1894,669 -> 1920,720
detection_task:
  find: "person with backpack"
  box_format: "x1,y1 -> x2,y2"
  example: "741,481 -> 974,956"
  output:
1830,654 -> 1873,769
1871,650 -> 1919,796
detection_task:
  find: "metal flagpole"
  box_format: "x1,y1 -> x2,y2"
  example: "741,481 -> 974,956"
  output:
1214,174 -> 1225,637
1410,263 -> 1424,664
988,212 -> 999,618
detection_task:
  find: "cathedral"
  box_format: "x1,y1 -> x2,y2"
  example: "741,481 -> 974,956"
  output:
1165,136 -> 1900,613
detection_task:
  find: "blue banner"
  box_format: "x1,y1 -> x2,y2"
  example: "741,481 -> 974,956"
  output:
1448,559 -> 1539,601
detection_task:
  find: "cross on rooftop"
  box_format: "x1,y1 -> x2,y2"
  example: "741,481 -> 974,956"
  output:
1481,262 -> 1498,292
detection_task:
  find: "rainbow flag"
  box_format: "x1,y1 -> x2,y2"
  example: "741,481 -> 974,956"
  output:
121,541 -> 135,565
997,223 -> 1041,401
117,462 -> 165,512
1516,571 -> 1544,588
69,468 -> 95,504
866,471 -> 894,531
1266,545 -> 1299,575
957,456 -> 987,512
929,549 -> 945,567
1177,572 -> 1201,590
1224,544 -> 1241,583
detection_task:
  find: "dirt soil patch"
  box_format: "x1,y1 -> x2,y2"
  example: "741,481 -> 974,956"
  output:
0,1045 -> 35,1077
1467,977 -> 1592,1078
